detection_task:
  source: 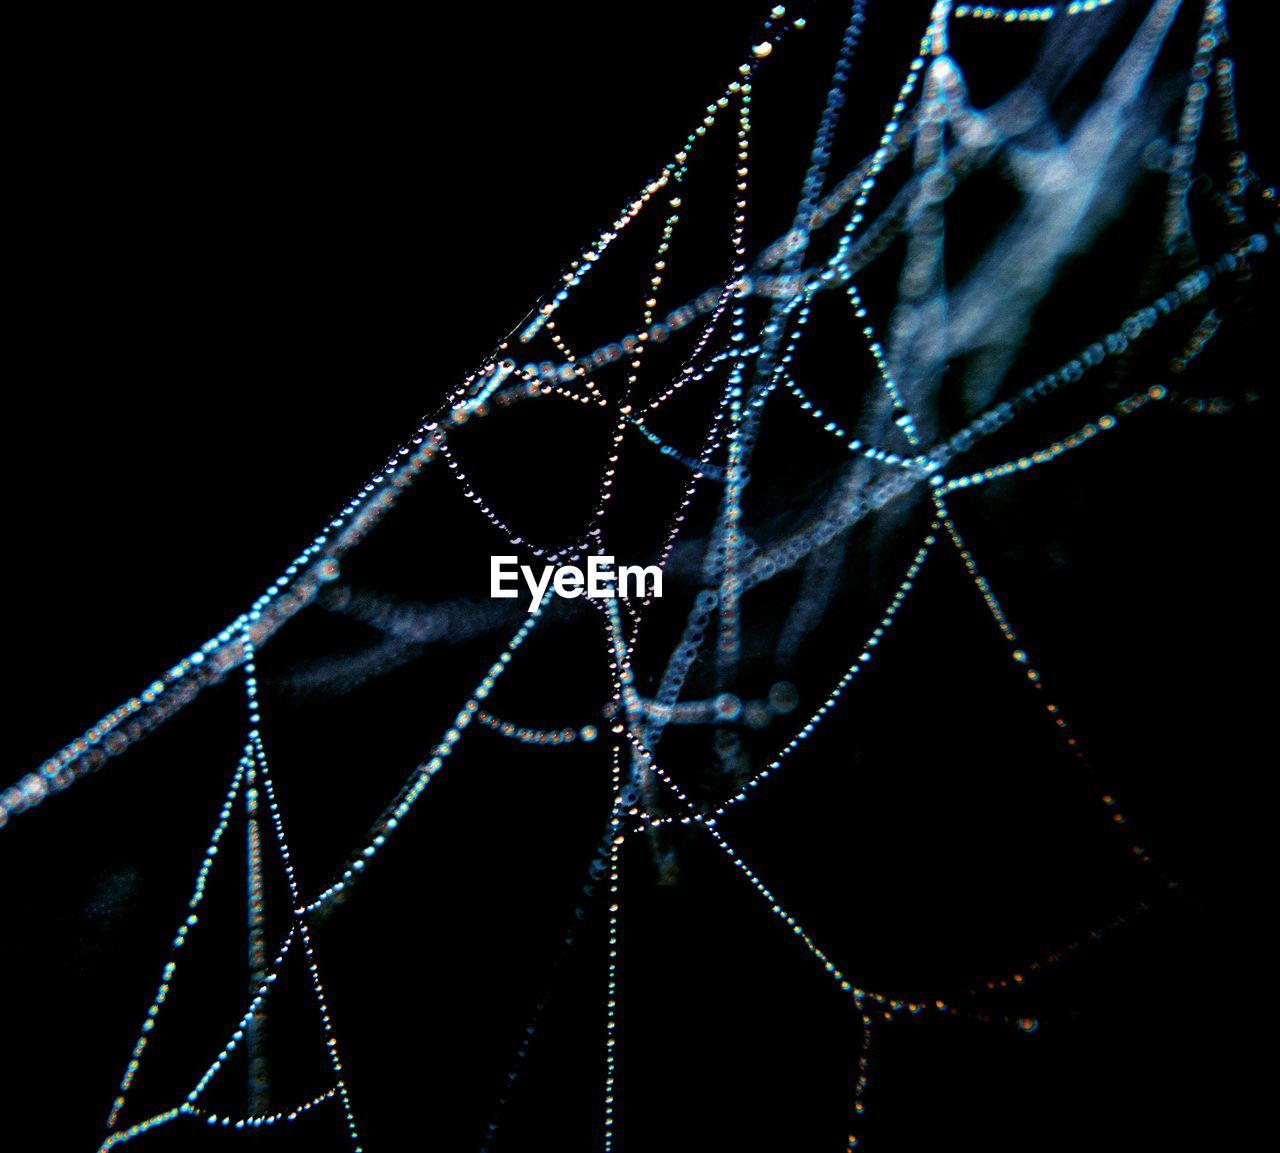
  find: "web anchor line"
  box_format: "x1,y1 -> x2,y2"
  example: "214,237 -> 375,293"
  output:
100,630 -> 364,1151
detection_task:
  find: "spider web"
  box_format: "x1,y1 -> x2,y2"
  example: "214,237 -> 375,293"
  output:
2,1 -> 1272,1149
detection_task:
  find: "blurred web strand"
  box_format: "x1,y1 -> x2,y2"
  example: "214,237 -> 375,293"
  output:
3,1 -> 1272,1149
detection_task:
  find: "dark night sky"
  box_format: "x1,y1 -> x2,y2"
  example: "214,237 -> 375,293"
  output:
2,3 -> 1274,1151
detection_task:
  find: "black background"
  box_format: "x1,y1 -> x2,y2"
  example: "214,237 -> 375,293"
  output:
2,3 -> 1274,1151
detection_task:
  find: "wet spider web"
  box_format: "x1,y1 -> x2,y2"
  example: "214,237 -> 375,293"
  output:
2,1 -> 1273,1149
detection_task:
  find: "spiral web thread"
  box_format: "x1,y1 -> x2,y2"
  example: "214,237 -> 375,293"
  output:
2,1 -> 1272,1148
